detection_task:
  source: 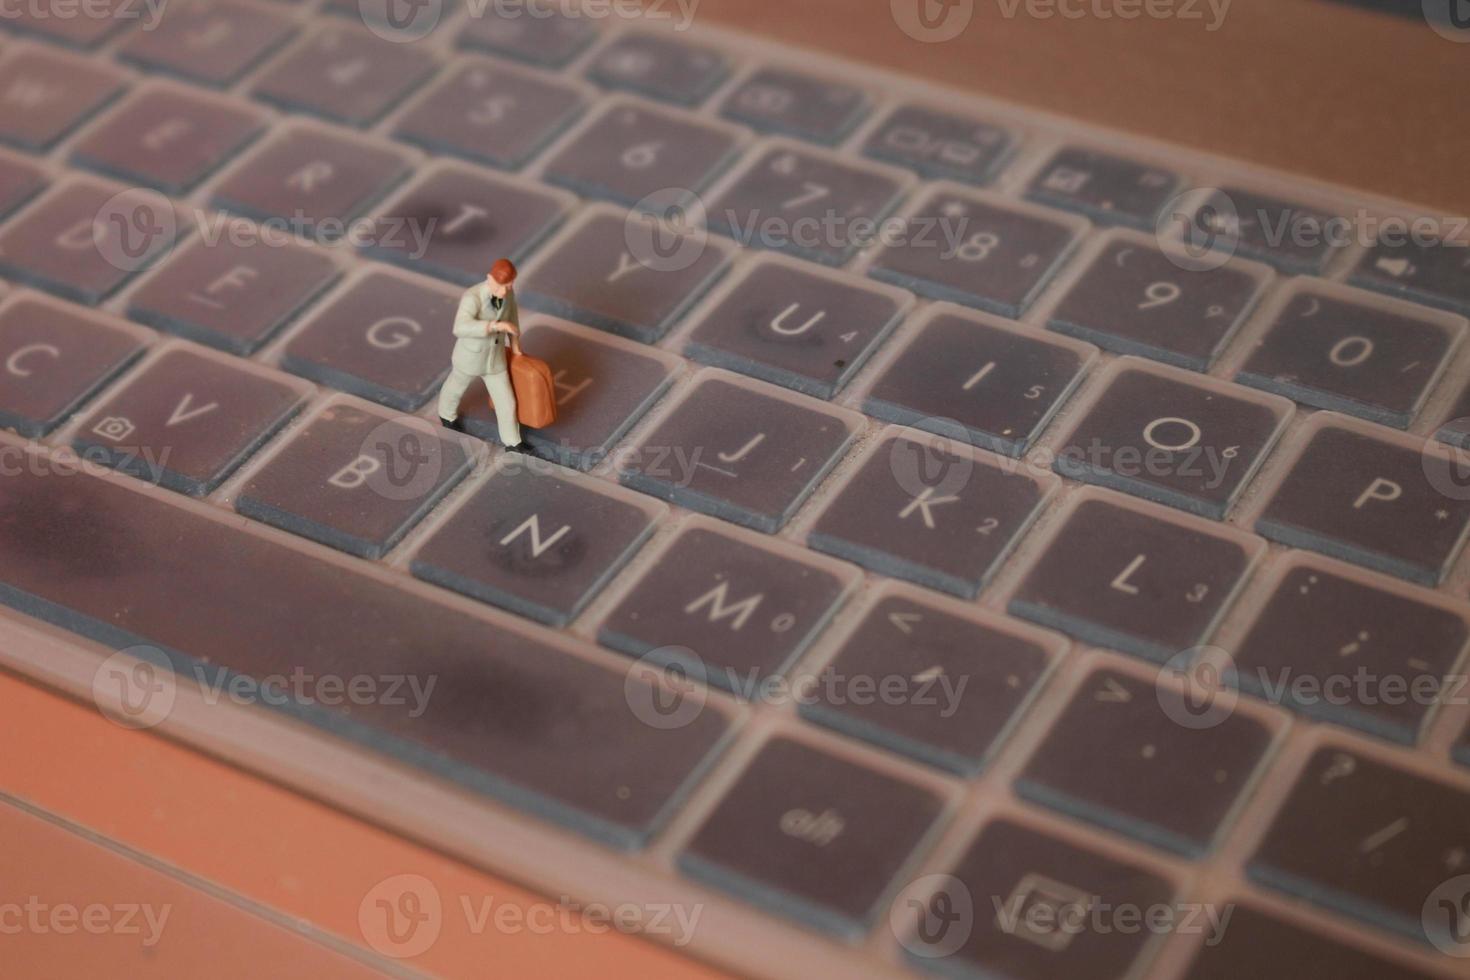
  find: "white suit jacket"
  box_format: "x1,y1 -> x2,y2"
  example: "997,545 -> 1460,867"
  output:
450,283 -> 518,376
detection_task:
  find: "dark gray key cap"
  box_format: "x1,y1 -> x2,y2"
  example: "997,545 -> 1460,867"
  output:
1256,422 -> 1470,585
0,151 -> 45,219
1248,746 -> 1470,941
679,737 -> 943,936
684,259 -> 908,398
1459,722 -> 1470,768
1054,363 -> 1290,518
1,0 -> 135,47
1229,561 -> 1469,744
360,165 -> 568,286
1236,286 -> 1465,428
1183,187 -> 1341,274
718,68 -> 866,144
412,464 -> 659,627
237,403 -> 471,558
542,99 -> 742,207
0,46 -> 125,151
71,86 -> 264,194
863,308 -> 1093,457
118,1 -> 295,87
126,233 -> 340,355
0,452 -> 728,849
1048,236 -> 1267,370
456,320 -> 677,470
72,347 -> 307,496
0,180 -> 180,304
1351,233 -> 1470,316
709,145 -> 907,266
861,103 -> 1011,185
281,269 -> 459,411
598,521 -> 853,694
252,26 -> 438,126
1017,668 -> 1272,856
0,296 -> 146,437
393,59 -> 586,171
211,124 -> 413,236
810,431 -> 1055,597
1026,147 -> 1179,227
1009,493 -> 1260,662
869,187 -> 1082,316
800,590 -> 1057,774
456,5 -> 595,68
902,819 -> 1174,979
617,373 -> 858,533
586,33 -> 727,106
1181,905 -> 1438,980
520,208 -> 732,343
1436,378 -> 1470,450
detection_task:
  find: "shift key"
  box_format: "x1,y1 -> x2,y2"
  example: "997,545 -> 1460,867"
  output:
0,442 -> 731,849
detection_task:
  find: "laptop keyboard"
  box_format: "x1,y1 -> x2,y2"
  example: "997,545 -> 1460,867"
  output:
0,5 -> 1468,979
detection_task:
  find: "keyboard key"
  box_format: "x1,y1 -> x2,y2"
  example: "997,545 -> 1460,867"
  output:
1235,283 -> 1466,429
118,1 -> 295,88
869,185 -> 1084,317
1181,905 -> 1438,980
0,46 -> 126,151
0,449 -> 729,849
1053,360 -> 1291,518
717,67 -> 866,144
678,737 -> 944,936
862,305 -> 1094,457
809,429 -> 1056,597
861,103 -> 1012,185
321,0 -> 451,39
70,85 -> 265,194
252,26 -> 438,126
72,346 -> 308,496
0,150 -> 45,219
1459,722 -> 1470,768
1,0 -> 136,47
1228,558 -> 1469,744
360,164 -> 570,286
520,207 -> 733,343
1009,491 -> 1262,662
683,258 -> 910,399
1180,187 -> 1342,274
542,98 -> 743,207
0,179 -> 181,305
709,144 -> 908,266
126,231 -> 340,355
1248,746 -> 1470,941
280,268 -> 459,411
1352,231 -> 1470,316
1255,419 -> 1470,585
0,294 -> 147,437
903,819 -> 1174,979
1026,147 -> 1179,227
456,319 -> 678,470
456,5 -> 595,67
236,401 -> 471,558
1017,668 -> 1273,856
1435,378 -> 1470,450
617,372 -> 858,533
799,587 -> 1059,773
1046,233 -> 1269,370
212,123 -> 413,236
598,519 -> 855,694
392,59 -> 587,171
586,33 -> 727,106
412,462 -> 661,627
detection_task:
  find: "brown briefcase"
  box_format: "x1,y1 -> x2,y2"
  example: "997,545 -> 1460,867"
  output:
507,344 -> 557,428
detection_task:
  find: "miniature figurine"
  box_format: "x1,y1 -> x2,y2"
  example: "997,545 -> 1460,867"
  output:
438,258 -> 530,452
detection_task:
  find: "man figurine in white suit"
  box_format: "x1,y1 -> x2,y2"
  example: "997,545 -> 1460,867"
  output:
437,257 -> 530,452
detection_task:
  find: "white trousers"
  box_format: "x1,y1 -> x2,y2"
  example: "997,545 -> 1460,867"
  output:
438,368 -> 522,446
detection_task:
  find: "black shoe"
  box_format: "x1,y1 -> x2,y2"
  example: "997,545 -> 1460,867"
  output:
439,416 -> 465,433
506,442 -> 536,457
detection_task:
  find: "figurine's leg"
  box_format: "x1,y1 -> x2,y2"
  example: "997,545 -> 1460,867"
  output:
484,370 -> 523,447
437,369 -> 475,422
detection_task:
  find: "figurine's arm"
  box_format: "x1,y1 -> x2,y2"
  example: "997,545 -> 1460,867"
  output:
453,292 -> 492,338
